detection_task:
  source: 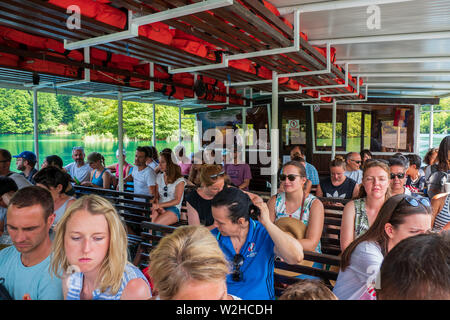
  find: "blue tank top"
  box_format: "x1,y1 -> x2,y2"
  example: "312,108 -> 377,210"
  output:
66,263 -> 150,300
91,168 -> 107,187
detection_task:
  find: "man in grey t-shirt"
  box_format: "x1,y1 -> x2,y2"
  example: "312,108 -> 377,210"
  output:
344,152 -> 363,184
64,146 -> 92,185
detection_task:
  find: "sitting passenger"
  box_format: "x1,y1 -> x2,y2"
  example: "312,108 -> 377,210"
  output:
405,154 -> 426,193
223,148 -> 251,191
316,156 -> 360,203
388,155 -> 412,196
360,149 -> 372,169
33,167 -> 76,230
279,279 -> 338,300
340,159 -> 390,251
106,149 -> 132,184
333,194 -> 432,300
290,145 -> 320,185
175,145 -> 192,176
13,151 -> 38,185
268,160 -> 324,254
149,225 -> 239,300
376,231 -> 450,300
344,152 -> 363,184
211,187 -> 304,300
50,194 -> 151,300
64,146 -> 92,185
186,164 -> 227,229
41,155 -> 76,196
0,186 -> 63,300
81,152 -> 113,189
152,149 -> 186,225
0,177 -> 18,245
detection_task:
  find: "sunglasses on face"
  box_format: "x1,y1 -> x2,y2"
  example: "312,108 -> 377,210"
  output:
279,174 -> 302,182
232,254 -> 244,282
390,173 -> 405,180
350,159 -> 362,164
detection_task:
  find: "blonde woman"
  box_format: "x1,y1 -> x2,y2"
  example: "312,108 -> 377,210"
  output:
50,195 -> 151,300
149,225 -> 239,300
81,152 -> 113,189
340,159 -> 391,252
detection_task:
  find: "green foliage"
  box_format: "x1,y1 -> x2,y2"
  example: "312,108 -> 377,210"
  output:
0,88 -> 195,140
420,99 -> 450,134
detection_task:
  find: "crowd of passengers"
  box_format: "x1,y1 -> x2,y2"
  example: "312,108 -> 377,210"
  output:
0,135 -> 449,300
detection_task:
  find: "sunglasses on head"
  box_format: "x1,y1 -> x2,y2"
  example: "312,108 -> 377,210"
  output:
403,195 -> 431,208
390,173 -> 405,180
210,171 -> 225,179
279,174 -> 302,181
232,254 -> 244,282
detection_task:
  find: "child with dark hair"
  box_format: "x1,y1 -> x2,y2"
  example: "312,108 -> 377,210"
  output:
211,187 -> 304,300
377,231 -> 450,300
405,154 -> 426,193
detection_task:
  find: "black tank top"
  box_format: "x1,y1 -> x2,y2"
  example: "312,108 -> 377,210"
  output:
320,176 -> 356,199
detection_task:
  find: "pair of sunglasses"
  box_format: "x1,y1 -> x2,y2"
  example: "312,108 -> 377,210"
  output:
163,185 -> 168,198
390,173 -> 405,180
403,195 -> 431,208
232,254 -> 244,282
279,174 -> 302,182
210,171 -> 225,179
351,159 -> 362,164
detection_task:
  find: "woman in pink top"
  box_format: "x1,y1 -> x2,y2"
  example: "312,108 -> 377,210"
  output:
107,149 -> 132,188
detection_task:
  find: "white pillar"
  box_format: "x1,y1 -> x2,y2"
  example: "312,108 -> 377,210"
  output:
33,88 -> 40,170
118,92 -> 124,192
271,71 -> 279,196
331,99 -> 337,160
429,105 -> 434,147
152,103 -> 156,146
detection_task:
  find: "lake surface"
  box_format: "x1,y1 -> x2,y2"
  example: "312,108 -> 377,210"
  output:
0,133 -> 195,172
0,133 -> 447,172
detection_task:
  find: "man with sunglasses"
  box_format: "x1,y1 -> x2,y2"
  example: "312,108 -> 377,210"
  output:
389,156 -> 412,196
344,152 -> 363,184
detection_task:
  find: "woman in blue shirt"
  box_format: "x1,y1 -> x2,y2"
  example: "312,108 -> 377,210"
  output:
81,152 -> 112,189
211,187 -> 304,300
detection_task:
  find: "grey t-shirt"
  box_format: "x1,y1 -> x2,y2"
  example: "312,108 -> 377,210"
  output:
64,162 -> 92,184
333,241 -> 383,300
344,169 -> 363,184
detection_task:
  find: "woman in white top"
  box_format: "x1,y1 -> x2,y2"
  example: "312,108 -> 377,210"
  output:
152,149 -> 186,226
333,193 -> 432,300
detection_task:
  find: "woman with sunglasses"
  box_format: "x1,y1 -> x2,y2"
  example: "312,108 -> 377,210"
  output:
268,160 -> 324,254
388,156 -> 412,196
186,165 -> 227,229
340,159 -> 391,252
152,150 -> 186,226
333,194 -> 432,300
211,187 -> 304,300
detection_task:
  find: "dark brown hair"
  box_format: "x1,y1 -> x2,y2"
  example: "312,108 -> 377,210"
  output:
436,136 -> 450,171
281,160 -> 307,178
377,231 -> 450,300
9,185 -> 54,220
160,150 -> 183,184
340,194 -> 432,271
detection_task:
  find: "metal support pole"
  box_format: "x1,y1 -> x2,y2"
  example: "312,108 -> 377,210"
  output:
429,105 -> 434,147
152,103 -> 156,146
32,88 -> 40,170
179,107 -> 182,144
242,107 -> 246,163
118,92 -> 124,192
331,99 -> 337,160
271,71 -> 279,196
